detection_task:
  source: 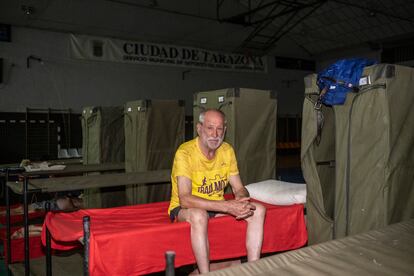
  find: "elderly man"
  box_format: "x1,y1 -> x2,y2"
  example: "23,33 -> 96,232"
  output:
168,108 -> 266,273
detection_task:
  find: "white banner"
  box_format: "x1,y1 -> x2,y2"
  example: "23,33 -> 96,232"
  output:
69,34 -> 267,73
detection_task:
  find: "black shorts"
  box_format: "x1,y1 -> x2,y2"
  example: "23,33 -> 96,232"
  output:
169,206 -> 218,222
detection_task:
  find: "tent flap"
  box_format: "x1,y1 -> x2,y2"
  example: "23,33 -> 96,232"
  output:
124,99 -> 185,204
81,106 -> 125,208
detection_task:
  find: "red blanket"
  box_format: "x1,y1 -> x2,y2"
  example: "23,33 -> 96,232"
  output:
0,226 -> 44,263
42,201 -> 307,276
0,204 -> 45,224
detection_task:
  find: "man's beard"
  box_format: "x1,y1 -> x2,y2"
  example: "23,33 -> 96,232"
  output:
206,136 -> 224,150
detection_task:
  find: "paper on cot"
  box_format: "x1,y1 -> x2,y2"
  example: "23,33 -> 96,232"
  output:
24,162 -> 66,172
246,179 -> 306,205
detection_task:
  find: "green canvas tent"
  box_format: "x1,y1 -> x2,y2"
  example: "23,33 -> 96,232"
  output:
301,64 -> 414,245
124,99 -> 185,204
193,88 -> 277,186
81,106 -> 125,208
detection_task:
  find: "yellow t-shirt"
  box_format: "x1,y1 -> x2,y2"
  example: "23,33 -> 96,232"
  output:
168,137 -> 239,214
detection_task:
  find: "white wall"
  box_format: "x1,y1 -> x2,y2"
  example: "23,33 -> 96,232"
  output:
0,27 -> 311,115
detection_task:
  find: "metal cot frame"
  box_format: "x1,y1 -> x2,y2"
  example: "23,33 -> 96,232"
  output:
3,163 -> 170,275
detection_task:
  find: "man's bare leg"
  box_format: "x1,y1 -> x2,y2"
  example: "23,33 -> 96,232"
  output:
244,202 -> 266,261
178,208 -> 210,273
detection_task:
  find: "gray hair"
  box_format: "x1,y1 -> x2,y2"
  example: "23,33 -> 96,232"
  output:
198,109 -> 226,124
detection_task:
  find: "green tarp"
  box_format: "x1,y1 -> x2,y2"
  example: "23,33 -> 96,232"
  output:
301,64 -> 414,244
81,106 -> 125,208
124,99 -> 185,204
193,88 -> 277,185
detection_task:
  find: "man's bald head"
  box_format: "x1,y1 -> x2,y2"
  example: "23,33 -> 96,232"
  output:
199,109 -> 226,125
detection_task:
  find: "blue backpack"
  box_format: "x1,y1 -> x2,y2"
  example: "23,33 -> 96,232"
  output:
317,58 -> 377,106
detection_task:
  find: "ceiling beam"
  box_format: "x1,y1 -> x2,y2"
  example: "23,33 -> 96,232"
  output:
250,1 -> 323,25
332,0 -> 414,23
264,1 -> 326,52
104,0 -> 218,22
217,0 -> 282,25
236,0 -> 326,55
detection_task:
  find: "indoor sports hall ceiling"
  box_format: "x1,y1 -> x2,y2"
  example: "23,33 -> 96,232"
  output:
1,0 -> 414,58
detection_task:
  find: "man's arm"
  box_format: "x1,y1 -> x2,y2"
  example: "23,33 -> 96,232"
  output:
229,174 -> 256,219
229,174 -> 249,199
177,176 -> 253,218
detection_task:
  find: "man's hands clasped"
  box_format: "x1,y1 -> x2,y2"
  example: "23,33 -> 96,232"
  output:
226,197 -> 256,220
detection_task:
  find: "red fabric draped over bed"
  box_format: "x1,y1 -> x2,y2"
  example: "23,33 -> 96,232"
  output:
0,204 -> 45,224
42,200 -> 307,276
0,226 -> 44,263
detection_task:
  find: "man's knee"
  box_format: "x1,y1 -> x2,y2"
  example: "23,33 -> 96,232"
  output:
187,208 -> 209,226
255,203 -> 266,216
250,203 -> 266,221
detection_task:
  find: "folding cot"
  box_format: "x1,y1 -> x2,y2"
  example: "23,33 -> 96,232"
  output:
205,219 -> 414,276
0,204 -> 44,225
4,164 -> 307,275
0,204 -> 45,265
0,225 -> 44,263
3,162 -> 126,275
42,198 -> 307,275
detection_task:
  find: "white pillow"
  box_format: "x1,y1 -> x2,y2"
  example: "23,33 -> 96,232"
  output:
245,179 -> 306,205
